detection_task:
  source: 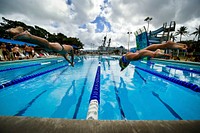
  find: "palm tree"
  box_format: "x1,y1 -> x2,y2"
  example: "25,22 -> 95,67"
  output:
190,25 -> 200,41
175,26 -> 188,42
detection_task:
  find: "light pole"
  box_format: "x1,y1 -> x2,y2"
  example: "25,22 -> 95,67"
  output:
91,43 -> 93,54
144,17 -> 152,32
127,32 -> 132,52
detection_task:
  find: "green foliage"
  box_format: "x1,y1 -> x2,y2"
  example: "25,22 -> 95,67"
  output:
175,26 -> 189,41
190,25 -> 200,41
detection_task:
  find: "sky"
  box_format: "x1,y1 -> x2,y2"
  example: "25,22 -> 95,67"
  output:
0,0 -> 200,50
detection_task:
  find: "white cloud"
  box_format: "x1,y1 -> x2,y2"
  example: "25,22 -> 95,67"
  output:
0,0 -> 199,50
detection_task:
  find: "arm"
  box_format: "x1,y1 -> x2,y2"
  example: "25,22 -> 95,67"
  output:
63,53 -> 74,67
63,54 -> 72,63
70,49 -> 74,66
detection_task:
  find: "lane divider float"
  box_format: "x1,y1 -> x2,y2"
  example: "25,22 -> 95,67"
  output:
145,61 -> 200,74
0,59 -> 64,73
0,63 -> 68,89
134,65 -> 200,92
86,62 -> 101,120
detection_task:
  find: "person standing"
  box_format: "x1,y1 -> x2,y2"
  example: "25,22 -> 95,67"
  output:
13,44 -> 20,60
0,43 -> 9,61
24,44 -> 30,59
185,44 -> 194,61
6,43 -> 14,61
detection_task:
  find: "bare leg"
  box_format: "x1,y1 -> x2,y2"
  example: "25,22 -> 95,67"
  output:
6,27 -> 61,51
6,26 -> 24,36
14,31 -> 51,49
7,27 -> 49,47
143,41 -> 187,51
70,49 -> 74,66
126,49 -> 170,61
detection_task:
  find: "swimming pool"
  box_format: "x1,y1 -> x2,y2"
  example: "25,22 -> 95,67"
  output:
0,56 -> 200,120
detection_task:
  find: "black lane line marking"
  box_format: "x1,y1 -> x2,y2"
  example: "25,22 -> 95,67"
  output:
72,60 -> 94,119
14,90 -> 47,116
152,91 -> 182,120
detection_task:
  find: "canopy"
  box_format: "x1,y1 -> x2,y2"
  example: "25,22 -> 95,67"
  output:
0,38 -> 36,46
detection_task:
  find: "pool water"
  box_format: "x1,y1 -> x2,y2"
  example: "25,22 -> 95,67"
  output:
0,56 -> 200,120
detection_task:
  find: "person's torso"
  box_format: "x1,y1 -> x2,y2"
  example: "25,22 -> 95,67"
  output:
13,47 -> 19,52
1,45 -> 7,51
6,45 -> 12,52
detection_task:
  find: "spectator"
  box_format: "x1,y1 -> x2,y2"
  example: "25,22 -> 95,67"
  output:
6,43 -> 14,61
24,44 -> 34,59
0,43 -> 9,61
185,44 -> 194,61
13,44 -> 20,60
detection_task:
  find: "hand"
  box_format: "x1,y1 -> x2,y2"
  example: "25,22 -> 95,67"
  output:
71,62 -> 74,67
5,29 -> 10,32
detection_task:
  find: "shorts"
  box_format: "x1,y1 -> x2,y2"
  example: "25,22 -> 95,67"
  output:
13,52 -> 20,57
2,50 -> 8,56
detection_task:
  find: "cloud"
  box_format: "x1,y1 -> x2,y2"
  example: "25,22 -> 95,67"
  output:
0,0 -> 199,49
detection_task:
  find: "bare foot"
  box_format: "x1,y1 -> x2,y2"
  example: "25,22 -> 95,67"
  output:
71,62 -> 74,67
6,26 -> 24,35
179,43 -> 187,50
166,41 -> 187,50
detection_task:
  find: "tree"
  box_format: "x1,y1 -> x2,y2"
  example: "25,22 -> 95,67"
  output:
190,25 -> 200,41
175,26 -> 188,41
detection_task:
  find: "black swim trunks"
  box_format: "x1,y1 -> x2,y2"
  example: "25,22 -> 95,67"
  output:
52,44 -> 66,54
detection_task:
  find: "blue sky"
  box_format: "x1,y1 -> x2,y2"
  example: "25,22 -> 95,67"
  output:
91,16 -> 111,33
74,0 -> 112,33
0,0 -> 200,49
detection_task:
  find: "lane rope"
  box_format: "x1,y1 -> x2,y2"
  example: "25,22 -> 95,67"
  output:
0,63 -> 69,89
145,61 -> 200,74
134,65 -> 200,92
0,59 -> 64,73
86,62 -> 101,120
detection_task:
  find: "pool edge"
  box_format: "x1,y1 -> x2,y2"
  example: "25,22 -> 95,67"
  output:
151,58 -> 200,66
0,116 -> 199,133
0,56 -> 63,65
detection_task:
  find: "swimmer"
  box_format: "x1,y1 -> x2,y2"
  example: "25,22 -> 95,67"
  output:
119,40 -> 187,71
6,26 -> 74,66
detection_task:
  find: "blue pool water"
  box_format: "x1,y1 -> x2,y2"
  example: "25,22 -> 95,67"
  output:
0,56 -> 200,120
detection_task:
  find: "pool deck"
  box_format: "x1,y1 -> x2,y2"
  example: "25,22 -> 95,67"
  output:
0,116 -> 199,133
